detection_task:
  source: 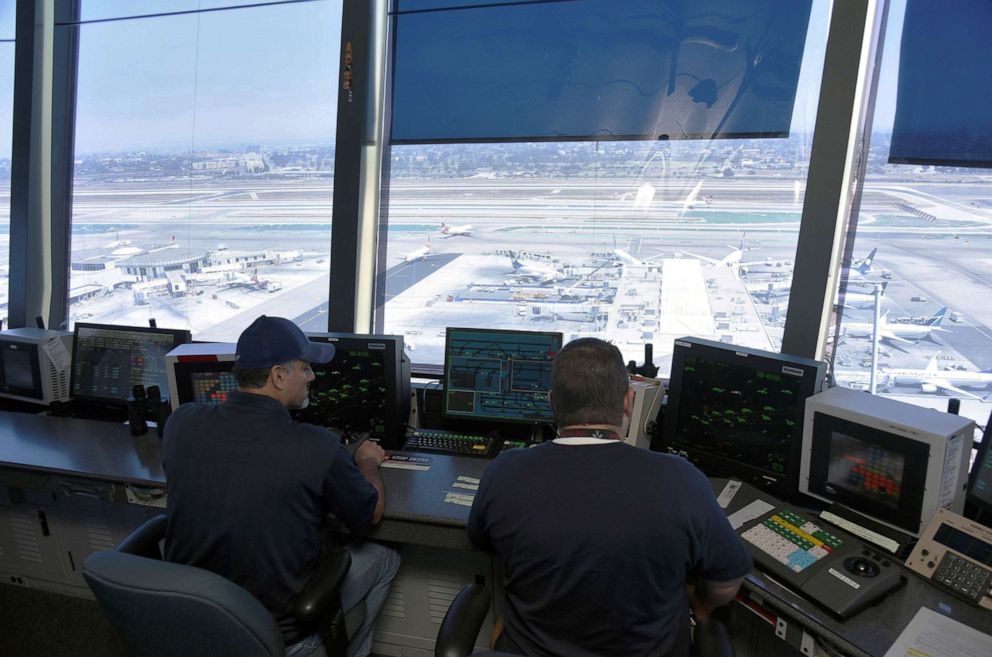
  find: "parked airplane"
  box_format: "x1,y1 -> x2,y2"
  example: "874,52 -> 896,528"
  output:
440,222 -> 473,237
682,234 -> 747,277
842,307 -> 948,344
883,356 -> 992,399
612,236 -> 661,268
402,239 -> 433,263
509,251 -> 563,283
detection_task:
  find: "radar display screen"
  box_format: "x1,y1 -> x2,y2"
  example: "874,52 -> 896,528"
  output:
444,328 -> 562,424
670,354 -> 805,477
294,344 -> 393,440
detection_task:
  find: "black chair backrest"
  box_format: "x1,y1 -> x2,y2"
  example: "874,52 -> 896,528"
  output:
83,550 -> 285,657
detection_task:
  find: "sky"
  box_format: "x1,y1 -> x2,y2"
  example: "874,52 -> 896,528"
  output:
1,0 -> 907,158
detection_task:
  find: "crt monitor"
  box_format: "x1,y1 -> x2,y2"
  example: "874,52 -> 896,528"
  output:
292,333 -> 410,449
443,327 -> 562,425
964,408 -> 992,526
71,323 -> 191,407
661,336 -> 826,500
0,328 -> 73,405
165,342 -> 238,410
800,385 -> 973,536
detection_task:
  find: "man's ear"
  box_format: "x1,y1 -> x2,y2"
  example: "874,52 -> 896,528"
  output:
269,365 -> 286,391
623,385 -> 634,418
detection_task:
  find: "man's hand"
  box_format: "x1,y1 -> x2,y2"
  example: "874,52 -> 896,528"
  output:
353,440 -> 386,524
354,439 -> 386,467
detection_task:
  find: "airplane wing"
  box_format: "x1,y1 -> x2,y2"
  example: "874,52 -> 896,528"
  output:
929,379 -> 984,400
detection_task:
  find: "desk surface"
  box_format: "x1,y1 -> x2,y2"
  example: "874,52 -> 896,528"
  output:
0,412 -> 485,544
0,412 -> 165,486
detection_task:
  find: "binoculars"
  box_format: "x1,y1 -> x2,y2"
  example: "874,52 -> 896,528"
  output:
127,384 -> 172,438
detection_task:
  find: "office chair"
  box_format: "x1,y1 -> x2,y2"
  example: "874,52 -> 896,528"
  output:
434,580 -> 735,657
83,513 -> 352,657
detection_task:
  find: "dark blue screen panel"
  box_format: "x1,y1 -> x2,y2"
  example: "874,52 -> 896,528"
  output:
889,0 -> 992,168
391,0 -> 813,144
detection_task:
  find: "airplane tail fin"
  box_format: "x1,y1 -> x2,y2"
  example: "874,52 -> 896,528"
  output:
928,307 -> 949,326
856,248 -> 878,275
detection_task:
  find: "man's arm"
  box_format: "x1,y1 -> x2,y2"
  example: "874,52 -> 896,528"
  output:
354,440 -> 386,524
688,576 -> 746,619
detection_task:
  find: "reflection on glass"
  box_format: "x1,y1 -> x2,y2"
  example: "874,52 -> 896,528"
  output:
1,41 -> 14,328
831,0 -> 992,433
68,0 -> 341,340
379,136 -> 818,370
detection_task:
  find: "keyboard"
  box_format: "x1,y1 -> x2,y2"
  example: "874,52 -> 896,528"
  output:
741,508 -> 843,573
403,428 -> 493,456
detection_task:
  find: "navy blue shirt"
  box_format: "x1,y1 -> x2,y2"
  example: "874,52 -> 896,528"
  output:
162,390 -> 378,643
467,441 -> 752,657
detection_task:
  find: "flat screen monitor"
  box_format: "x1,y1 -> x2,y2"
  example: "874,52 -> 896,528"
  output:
443,327 -> 562,425
966,409 -> 992,526
166,343 -> 238,410
292,334 -> 410,449
0,328 -> 73,405
662,336 -> 825,499
71,323 -> 191,406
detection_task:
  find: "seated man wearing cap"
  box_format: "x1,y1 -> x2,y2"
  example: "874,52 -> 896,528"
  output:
163,315 -> 399,657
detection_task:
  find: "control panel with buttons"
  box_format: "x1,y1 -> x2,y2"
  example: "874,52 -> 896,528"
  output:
906,508 -> 992,610
739,506 -> 904,618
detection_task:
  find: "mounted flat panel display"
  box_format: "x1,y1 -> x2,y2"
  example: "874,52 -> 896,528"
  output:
391,0 -> 813,143
889,0 -> 992,167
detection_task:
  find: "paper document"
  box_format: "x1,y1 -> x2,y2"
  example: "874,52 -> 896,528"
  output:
727,500 -> 774,530
883,607 -> 992,657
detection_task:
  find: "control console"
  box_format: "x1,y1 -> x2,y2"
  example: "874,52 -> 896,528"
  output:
739,506 -> 904,618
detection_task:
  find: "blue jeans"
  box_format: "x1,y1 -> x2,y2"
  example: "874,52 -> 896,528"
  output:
285,541 -> 400,657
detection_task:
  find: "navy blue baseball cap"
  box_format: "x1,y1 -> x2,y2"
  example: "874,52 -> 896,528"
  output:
235,316 -> 335,369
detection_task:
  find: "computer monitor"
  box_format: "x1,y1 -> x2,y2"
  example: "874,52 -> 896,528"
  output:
292,333 -> 410,449
165,343 -> 238,410
661,336 -> 826,499
443,327 -> 562,425
0,328 -> 73,405
71,323 -> 191,409
800,385 -> 974,536
964,409 -> 992,526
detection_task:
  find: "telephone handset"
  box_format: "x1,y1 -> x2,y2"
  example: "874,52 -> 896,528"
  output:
905,508 -> 992,609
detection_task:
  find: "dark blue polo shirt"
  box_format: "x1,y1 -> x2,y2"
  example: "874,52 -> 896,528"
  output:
467,441 -> 752,657
162,390 -> 378,643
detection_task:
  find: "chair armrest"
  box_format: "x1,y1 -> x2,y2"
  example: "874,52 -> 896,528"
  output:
294,546 -> 352,622
116,514 -> 167,560
693,616 -> 734,657
435,578 -> 491,657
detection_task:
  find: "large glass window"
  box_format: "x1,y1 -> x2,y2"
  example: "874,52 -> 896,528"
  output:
67,0 -> 341,340
377,0 -> 831,371
1,0 -> 14,329
831,0 -> 992,430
